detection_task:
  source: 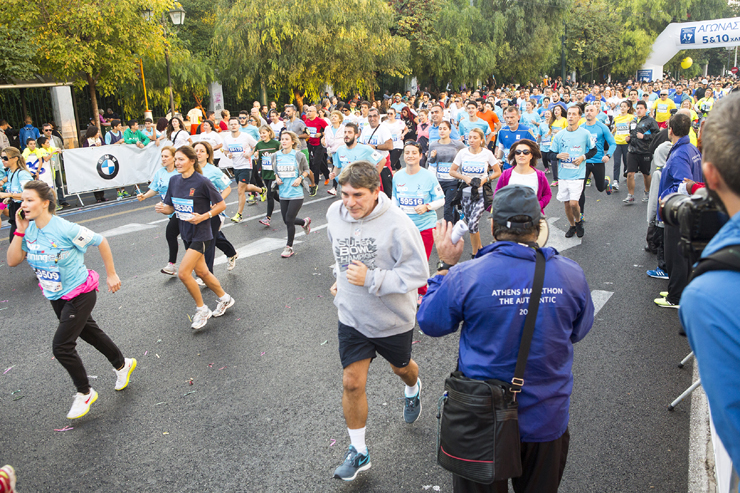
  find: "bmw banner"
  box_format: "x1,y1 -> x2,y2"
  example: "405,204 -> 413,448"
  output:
63,143 -> 163,194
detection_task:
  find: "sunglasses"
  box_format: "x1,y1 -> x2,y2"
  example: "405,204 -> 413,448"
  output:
404,140 -> 422,150
238,117 -> 247,120
514,149 -> 531,156
1,156 -> 8,161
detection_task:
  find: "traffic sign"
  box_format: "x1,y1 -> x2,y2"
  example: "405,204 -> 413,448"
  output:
732,66 -> 738,74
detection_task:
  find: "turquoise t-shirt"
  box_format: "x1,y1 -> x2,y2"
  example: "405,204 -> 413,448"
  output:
538,122 -> 552,152
550,126 -> 595,181
148,166 -> 180,200
276,150 -> 304,200
241,125 -> 260,142
202,163 -> 232,193
392,167 -> 444,232
7,168 -> 33,202
21,216 -> 103,300
332,143 -> 383,171
458,118 -> 491,144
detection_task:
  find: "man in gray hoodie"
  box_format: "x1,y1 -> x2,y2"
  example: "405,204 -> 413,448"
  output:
327,160 -> 430,482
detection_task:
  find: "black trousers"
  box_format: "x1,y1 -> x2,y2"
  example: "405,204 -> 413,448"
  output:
280,198 -> 305,247
49,290 -> 124,394
578,162 -> 606,215
664,224 -> 689,305
7,201 -> 20,240
440,180 -> 460,224
166,215 -> 180,264
389,148 -> 403,170
453,428 -> 570,493
380,166 -> 393,198
308,144 -> 329,183
263,179 -> 280,218
205,215 -> 237,272
543,151 -> 558,181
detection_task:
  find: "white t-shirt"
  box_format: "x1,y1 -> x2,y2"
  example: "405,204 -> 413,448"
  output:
187,108 -> 203,124
385,119 -> 406,149
269,121 -> 285,139
167,129 -> 191,148
222,132 -> 258,169
508,169 -> 539,194
358,123 -> 393,159
452,147 -> 498,197
196,131 -> 224,159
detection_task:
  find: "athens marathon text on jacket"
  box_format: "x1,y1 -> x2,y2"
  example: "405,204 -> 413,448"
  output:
418,241 -> 594,442
326,192 -> 429,338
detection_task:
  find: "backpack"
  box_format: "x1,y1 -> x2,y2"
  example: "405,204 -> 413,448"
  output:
688,245 -> 740,282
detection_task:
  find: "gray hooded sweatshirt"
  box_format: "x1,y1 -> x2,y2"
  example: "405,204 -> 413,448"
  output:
327,192 -> 429,338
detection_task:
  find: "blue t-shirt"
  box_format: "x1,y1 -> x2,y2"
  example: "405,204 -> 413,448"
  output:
332,144 -> 383,171
241,125 -> 260,141
497,124 -> 535,169
520,111 -> 542,127
550,126 -> 595,180
392,167 -> 444,232
275,150 -> 304,200
537,122 -> 552,152
582,121 -> 616,163
148,166 -> 180,200
0,165 -> 6,187
458,118 -> 491,144
7,168 -> 33,202
428,122 -> 460,143
163,171 -> 223,242
21,216 -> 103,300
584,94 -> 606,103
202,164 -> 232,193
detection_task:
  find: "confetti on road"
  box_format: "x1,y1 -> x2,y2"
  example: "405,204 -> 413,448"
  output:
0,308 -> 7,311
297,297 -> 305,300
236,318 -> 241,321
54,426 -> 74,432
317,295 -> 323,298
163,432 -> 169,435
260,352 -> 266,356
88,375 -> 98,379
321,340 -> 328,345
144,351 -> 148,356
285,305 -> 291,308
156,354 -> 160,358
187,314 -> 192,322
157,339 -> 162,343
188,378 -> 193,385
218,366 -> 227,371
0,300 -> 8,303
329,439 -> 336,446
183,391 -> 197,396
155,402 -> 167,406
3,366 -> 14,374
11,390 -> 21,394
208,363 -> 214,368
12,396 -> 23,401
412,340 -> 420,344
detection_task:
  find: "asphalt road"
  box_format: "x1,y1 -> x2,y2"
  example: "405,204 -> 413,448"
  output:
0,167 -> 694,492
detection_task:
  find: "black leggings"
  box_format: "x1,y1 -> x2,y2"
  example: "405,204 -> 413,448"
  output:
263,179 -> 280,218
543,151 -> 558,181
50,290 -> 125,394
280,198 -> 305,247
205,216 -> 237,272
8,201 -> 20,240
613,144 -> 628,180
250,161 -> 265,189
308,144 -> 329,183
165,215 -> 180,264
578,162 -> 606,215
389,149 -> 403,170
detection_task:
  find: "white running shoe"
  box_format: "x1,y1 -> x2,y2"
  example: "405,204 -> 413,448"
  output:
302,217 -> 312,235
213,296 -> 235,317
114,358 -> 137,391
195,276 -> 205,287
281,246 -> 295,258
191,307 -> 212,330
612,180 -> 620,192
227,253 -> 239,271
67,388 -> 98,419
161,263 -> 177,275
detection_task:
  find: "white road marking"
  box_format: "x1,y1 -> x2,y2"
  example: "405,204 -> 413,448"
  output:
99,223 -> 157,237
213,238 -> 303,265
591,290 -> 614,317
545,217 -> 582,252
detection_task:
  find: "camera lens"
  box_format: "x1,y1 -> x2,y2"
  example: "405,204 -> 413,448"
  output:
660,193 -> 691,227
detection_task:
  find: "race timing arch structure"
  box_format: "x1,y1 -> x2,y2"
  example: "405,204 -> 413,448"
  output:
639,16 -> 740,81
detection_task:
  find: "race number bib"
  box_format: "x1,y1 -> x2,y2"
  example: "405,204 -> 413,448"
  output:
616,123 -> 629,135
172,198 -> 194,221
227,144 -> 244,153
277,165 -> 296,179
657,103 -> 668,113
541,135 -> 551,145
261,153 -> 275,171
34,266 -> 62,293
435,162 -> 452,181
307,127 -> 318,138
560,156 -> 579,169
461,160 -> 485,176
398,196 -> 424,214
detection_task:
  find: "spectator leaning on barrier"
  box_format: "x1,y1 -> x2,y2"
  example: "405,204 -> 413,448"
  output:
123,120 -> 150,149
418,185 -> 594,493
680,93 -> 740,472
105,120 -> 124,145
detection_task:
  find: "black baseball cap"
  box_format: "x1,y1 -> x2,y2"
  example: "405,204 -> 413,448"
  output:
490,185 -> 541,228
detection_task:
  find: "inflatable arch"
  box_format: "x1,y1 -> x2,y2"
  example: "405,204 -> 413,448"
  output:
639,16 -> 740,81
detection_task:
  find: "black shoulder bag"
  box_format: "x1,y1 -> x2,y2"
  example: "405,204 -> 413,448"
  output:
688,245 -> 740,281
436,248 -> 546,484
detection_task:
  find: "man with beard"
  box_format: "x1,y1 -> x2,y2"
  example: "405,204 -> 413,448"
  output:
329,123 -> 384,188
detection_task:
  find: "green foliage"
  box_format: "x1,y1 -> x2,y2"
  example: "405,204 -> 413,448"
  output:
564,0 -> 620,79
178,0 -> 217,59
0,24 -> 39,81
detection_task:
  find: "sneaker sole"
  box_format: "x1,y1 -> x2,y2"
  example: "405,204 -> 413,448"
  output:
68,390 -> 98,419
647,273 -> 668,279
334,462 -> 372,481
213,297 -> 235,317
227,255 -> 239,271
191,311 -> 212,330
161,268 -> 177,276
115,358 -> 137,391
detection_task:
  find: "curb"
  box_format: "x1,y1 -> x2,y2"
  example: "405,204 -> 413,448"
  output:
688,361 -> 716,493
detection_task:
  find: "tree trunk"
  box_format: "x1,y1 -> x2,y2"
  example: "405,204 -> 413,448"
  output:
87,73 -> 100,131
20,89 -> 28,120
260,81 -> 267,107
293,89 -> 304,111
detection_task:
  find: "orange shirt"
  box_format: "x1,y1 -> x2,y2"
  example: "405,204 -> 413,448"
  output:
477,110 -> 500,132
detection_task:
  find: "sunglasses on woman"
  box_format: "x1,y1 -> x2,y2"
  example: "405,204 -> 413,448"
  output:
404,140 -> 422,150
514,149 -> 531,155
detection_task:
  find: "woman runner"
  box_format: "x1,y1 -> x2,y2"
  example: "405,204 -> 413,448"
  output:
0,147 -> 33,240
611,100 -> 636,191
427,121 -> 465,223
6,180 -> 136,419
273,131 -> 312,258
154,146 -> 235,330
254,126 -> 281,226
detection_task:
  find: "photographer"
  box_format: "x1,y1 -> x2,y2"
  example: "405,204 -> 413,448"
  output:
418,185 -> 594,493
654,113 -> 702,309
680,93 -> 740,473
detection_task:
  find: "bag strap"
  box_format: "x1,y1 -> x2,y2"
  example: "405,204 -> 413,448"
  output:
688,244 -> 740,282
510,248 -> 546,396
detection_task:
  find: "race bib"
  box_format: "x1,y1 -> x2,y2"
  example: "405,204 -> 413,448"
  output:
435,162 -> 452,181
461,161 -> 485,176
589,134 -> 597,147
228,144 -> 244,153
172,197 -> 194,221
398,196 -> 424,214
541,135 -> 551,144
657,103 -> 668,113
616,123 -> 629,135
307,127 -> 318,137
34,266 -> 62,293
261,154 -> 274,171
630,122 -> 637,130
277,164 -> 296,179
560,156 -> 579,169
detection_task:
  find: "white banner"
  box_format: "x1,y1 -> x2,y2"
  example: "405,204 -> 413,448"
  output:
63,143 -> 162,194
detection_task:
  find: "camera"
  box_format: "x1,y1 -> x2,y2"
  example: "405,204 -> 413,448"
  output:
660,188 -> 728,262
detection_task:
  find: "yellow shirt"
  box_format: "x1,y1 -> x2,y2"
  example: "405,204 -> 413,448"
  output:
613,113 -> 636,145
550,118 -> 567,133
577,117 -> 586,127
652,98 -> 677,123
689,128 -> 697,147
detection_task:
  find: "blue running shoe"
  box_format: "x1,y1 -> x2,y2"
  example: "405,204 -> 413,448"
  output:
403,378 -> 422,424
647,268 -> 669,279
605,176 -> 612,195
333,445 -> 371,481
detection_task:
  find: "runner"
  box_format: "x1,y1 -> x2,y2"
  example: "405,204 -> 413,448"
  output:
428,121 -> 465,223
304,105 -> 330,194
548,105 -> 568,186
651,89 -> 677,129
550,105 -> 596,238
495,139 -> 552,213
222,116 -> 263,223
324,110 -> 346,196
154,146 -> 235,330
392,140 -> 445,302
327,160 -> 429,482
268,109 -> 285,139
193,141 -> 239,273
537,109 -> 556,177
272,131 -> 312,258
283,105 -> 313,194
137,145 -> 180,275
578,103 -> 616,219
449,128 -> 502,256
21,138 -> 47,179
0,147 -> 33,240
611,100 -> 636,191
694,88 -> 715,120
6,180 -> 137,419
496,106 -> 536,170
458,101 -> 492,145
358,107 -> 394,197
625,101 -> 659,204
255,126 -> 281,226
195,120 -> 224,165
329,123 -> 384,189
385,108 -> 407,170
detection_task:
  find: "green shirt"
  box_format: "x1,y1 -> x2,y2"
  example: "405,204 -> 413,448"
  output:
123,128 -> 151,145
255,139 -> 280,180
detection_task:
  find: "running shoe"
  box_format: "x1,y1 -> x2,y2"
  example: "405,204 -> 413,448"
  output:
195,277 -> 206,287
161,263 -> 177,275
647,268 -> 669,279
247,194 -> 257,205
333,445 -> 371,481
565,225 -> 577,238
404,378 -> 422,424
623,194 -> 635,205
121,190 -> 131,197
114,358 -> 137,390
324,179 -> 330,186
56,204 -> 63,212
213,296 -> 235,317
0,465 -> 17,493
231,212 -> 243,223
116,191 -> 123,201
642,190 -> 650,202
259,217 -> 271,226
605,176 -> 612,195
545,168 -> 551,174
281,246 -> 295,258
659,291 -> 668,297
302,217 -> 312,235
585,178 -> 592,187
612,180 -> 620,192
227,253 -> 239,271
550,180 -> 558,187
260,187 -> 267,202
654,297 -> 679,309
191,307 -> 212,330
309,185 -> 318,197
327,188 -> 337,196
575,221 -> 584,238
67,388 -> 98,419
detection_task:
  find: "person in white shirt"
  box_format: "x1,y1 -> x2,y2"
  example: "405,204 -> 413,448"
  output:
196,120 -> 224,164
222,117 -> 263,223
358,107 -> 394,197
268,110 -> 285,139
385,108 -> 407,170
323,110 -> 346,195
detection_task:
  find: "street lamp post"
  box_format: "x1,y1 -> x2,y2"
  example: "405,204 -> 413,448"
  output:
142,5 -> 186,119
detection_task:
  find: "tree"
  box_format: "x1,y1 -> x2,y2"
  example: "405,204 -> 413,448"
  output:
214,0 -> 410,102
0,25 -> 38,82
563,0 -> 621,82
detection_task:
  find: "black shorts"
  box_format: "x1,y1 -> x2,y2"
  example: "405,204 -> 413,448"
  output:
626,153 -> 652,175
338,321 -> 413,369
183,239 -> 212,254
233,168 -> 252,184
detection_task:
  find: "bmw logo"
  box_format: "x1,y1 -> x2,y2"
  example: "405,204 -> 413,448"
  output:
97,154 -> 120,180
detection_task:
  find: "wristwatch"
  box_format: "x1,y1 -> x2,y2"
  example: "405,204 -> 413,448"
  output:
436,260 -> 455,272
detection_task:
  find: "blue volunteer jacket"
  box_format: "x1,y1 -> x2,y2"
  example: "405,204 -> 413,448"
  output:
657,136 -> 703,221
680,210 -> 740,469
418,242 -> 594,442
